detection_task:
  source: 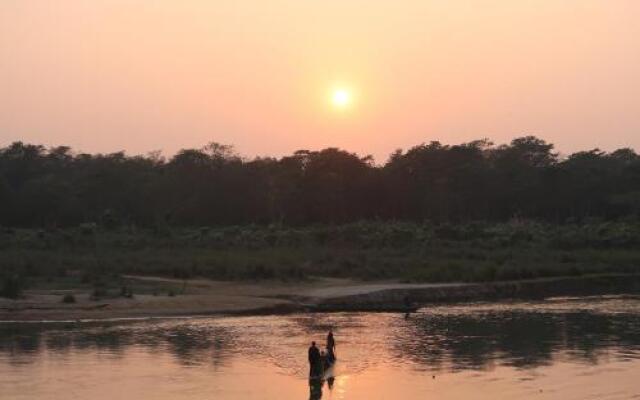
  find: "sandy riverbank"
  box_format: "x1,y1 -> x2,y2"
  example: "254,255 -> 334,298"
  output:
0,277 -> 366,321
1,274 -> 640,322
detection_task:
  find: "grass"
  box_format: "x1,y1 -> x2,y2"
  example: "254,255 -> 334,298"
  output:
1,220 -> 639,295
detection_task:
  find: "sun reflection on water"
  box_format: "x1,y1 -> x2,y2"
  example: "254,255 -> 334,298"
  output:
1,297 -> 640,399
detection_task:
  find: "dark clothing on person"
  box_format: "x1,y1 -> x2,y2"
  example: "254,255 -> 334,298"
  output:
326,333 -> 335,352
327,376 -> 335,390
326,348 -> 336,365
308,344 -> 322,377
308,345 -> 320,364
309,378 -> 323,400
325,332 -> 336,365
320,351 -> 327,372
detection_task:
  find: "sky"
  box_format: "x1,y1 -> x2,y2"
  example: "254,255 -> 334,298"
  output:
1,0 -> 639,162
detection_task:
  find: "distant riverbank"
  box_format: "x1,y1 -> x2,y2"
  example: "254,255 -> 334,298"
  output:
2,222 -> 640,321
2,273 -> 639,322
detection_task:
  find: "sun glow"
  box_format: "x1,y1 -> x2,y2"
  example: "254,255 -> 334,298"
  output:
331,88 -> 352,109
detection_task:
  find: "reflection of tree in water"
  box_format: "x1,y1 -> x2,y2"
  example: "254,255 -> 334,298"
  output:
44,332 -> 73,353
563,312 -> 640,362
71,329 -> 131,357
0,321 -> 238,368
2,306 -> 640,375
395,310 -> 640,371
0,325 -> 43,366
161,324 -> 236,367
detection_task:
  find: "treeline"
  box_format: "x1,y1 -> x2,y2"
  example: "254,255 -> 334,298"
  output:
0,136 -> 639,227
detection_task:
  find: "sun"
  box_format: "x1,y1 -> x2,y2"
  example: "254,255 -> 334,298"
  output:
331,88 -> 352,109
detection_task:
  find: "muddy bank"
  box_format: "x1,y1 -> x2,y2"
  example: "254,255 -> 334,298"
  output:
0,277 -> 345,322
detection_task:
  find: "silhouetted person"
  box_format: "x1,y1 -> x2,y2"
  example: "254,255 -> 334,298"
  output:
326,331 -> 335,353
308,341 -> 321,378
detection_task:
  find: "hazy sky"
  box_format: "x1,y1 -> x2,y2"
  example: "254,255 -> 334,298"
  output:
1,0 -> 639,162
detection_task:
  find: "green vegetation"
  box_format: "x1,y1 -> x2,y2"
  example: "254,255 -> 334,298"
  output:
1,220 -> 639,295
2,137 -> 639,296
1,137 -> 640,227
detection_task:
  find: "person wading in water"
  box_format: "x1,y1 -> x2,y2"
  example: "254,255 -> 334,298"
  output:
308,341 -> 322,378
326,330 -> 336,364
327,331 -> 335,352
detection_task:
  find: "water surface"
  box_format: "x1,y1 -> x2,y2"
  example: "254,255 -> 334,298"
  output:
1,296 -> 639,399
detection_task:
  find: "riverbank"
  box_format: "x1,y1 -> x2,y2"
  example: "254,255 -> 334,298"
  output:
2,273 -> 640,322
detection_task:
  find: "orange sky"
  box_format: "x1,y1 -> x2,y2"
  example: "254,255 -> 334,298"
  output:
1,0 -> 639,162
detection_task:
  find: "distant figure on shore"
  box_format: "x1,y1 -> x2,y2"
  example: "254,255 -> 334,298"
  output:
308,341 -> 322,378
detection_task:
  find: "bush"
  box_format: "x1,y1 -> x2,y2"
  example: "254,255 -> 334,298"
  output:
62,293 -> 76,303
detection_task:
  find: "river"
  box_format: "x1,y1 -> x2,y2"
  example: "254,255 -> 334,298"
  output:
1,296 -> 639,399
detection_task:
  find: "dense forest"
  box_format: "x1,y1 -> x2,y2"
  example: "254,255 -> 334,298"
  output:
1,136 -> 639,227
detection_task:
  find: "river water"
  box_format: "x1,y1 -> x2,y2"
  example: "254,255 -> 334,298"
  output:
1,296 -> 639,399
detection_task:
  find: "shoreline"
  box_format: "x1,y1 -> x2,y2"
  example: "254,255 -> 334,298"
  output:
1,273 -> 639,323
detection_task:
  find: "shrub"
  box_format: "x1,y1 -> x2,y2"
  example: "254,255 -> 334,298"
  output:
62,293 -> 76,303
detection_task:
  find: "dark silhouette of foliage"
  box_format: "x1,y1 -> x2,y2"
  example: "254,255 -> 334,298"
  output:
0,137 -> 638,227
62,293 -> 76,303
1,272 -> 24,299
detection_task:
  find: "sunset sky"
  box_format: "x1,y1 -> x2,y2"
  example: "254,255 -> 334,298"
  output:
1,0 -> 639,162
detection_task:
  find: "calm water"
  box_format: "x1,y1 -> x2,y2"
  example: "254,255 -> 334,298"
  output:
1,296 -> 640,400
